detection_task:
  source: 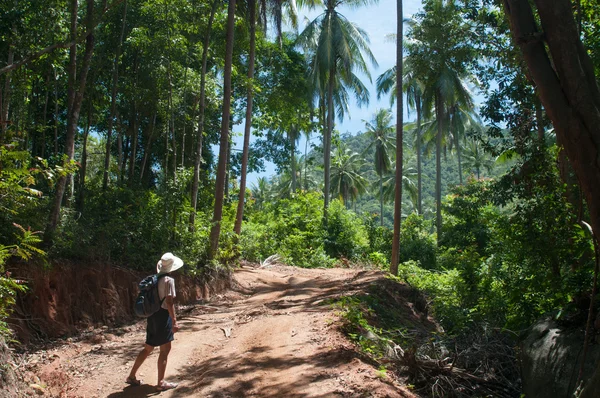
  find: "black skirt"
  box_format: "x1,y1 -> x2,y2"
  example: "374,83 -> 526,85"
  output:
145,308 -> 174,347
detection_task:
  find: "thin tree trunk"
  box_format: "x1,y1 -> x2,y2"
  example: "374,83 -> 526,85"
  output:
455,117 -> 463,184
53,66 -> 59,155
391,0 -> 404,274
379,174 -> 384,226
117,111 -> 124,182
41,73 -> 50,158
77,100 -> 93,211
180,54 -> 190,169
46,0 -> 95,240
103,0 -> 127,189
128,102 -> 138,183
234,0 -> 257,235
0,43 -> 14,143
225,137 -> 231,199
304,132 -> 309,190
416,97 -> 422,215
140,111 -> 156,183
435,91 -> 443,242
324,67 -> 335,222
291,133 -> 297,192
209,0 -> 236,258
190,0 -> 218,231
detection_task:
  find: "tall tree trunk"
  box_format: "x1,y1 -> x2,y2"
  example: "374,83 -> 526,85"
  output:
455,119 -> 463,184
435,91 -> 443,242
304,133 -> 309,191
41,73 -> 50,158
77,100 -> 93,212
234,0 -> 257,235
379,173 -> 384,226
324,67 -> 335,222
180,55 -> 190,169
503,0 -> 600,249
391,0 -> 404,275
53,66 -> 59,155
140,111 -> 156,183
103,0 -> 127,190
416,96 -> 422,215
128,101 -> 138,183
0,43 -> 14,143
290,131 -> 297,192
117,111 -> 124,182
190,0 -> 219,231
225,137 -> 231,199
46,0 -> 95,240
209,0 -> 236,258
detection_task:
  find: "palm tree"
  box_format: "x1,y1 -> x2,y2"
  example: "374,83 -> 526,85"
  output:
250,176 -> 273,210
377,56 -> 424,215
446,85 -> 478,185
406,0 -> 474,240
330,145 -> 369,208
380,167 -> 418,215
297,0 -> 377,221
390,0 -> 404,275
462,140 -> 494,179
209,0 -> 237,258
363,109 -> 395,226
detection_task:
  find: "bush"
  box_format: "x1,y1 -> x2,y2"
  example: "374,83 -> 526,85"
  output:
399,213 -> 437,268
396,260 -> 467,332
243,191 -> 333,267
325,200 -> 369,260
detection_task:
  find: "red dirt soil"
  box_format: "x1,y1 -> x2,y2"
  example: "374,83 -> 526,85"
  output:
19,265 -> 421,397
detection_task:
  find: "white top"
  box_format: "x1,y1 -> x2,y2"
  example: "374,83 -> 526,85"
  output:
158,276 -> 176,310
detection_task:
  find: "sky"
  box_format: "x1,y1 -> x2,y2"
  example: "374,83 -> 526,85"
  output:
230,0 -> 425,185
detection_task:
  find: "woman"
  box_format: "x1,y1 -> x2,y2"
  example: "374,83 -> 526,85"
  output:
126,252 -> 183,391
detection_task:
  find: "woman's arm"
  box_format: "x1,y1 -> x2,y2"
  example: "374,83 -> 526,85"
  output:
165,295 -> 179,332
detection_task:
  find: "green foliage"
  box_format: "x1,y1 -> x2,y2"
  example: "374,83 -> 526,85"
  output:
52,167 -> 215,270
364,214 -> 393,260
396,261 -> 466,331
335,296 -> 387,358
440,178 -> 497,252
399,213 -> 437,269
324,200 -> 369,260
242,192 -> 371,268
0,223 -> 47,338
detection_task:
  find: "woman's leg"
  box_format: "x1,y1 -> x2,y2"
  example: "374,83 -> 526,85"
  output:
128,344 -> 154,381
157,341 -> 172,387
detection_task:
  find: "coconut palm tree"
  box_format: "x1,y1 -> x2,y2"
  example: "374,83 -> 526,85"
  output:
377,56 -> 424,215
297,0 -> 377,221
405,0 -> 475,240
379,166 -> 418,215
250,176 -> 273,210
330,145 -> 369,208
462,140 -> 494,179
363,109 -> 396,226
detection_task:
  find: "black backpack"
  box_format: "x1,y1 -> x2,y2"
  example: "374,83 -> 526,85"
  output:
134,273 -> 167,318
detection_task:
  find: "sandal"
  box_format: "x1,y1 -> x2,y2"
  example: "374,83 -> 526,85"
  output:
125,376 -> 142,386
156,381 -> 178,391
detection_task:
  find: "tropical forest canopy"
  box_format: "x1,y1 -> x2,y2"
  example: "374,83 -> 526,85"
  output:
1,1 -> 600,392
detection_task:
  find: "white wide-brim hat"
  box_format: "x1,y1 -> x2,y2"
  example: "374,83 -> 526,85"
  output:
157,252 -> 184,274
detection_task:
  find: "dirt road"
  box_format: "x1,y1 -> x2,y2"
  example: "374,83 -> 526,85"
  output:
29,265 -> 416,397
